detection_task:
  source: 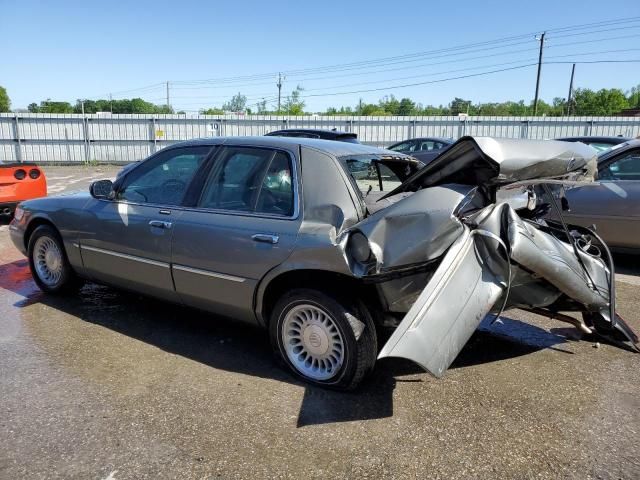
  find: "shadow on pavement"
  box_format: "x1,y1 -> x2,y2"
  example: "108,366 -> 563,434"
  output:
0,258 -> 569,426
613,252 -> 640,277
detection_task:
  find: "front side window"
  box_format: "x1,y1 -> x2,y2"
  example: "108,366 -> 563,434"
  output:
198,147 -> 295,216
118,146 -> 211,205
600,150 -> 640,181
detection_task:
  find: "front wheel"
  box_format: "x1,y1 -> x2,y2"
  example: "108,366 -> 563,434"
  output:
270,288 -> 377,390
28,225 -> 83,294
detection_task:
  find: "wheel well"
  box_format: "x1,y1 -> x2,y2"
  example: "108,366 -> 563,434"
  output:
23,217 -> 58,251
260,269 -> 382,327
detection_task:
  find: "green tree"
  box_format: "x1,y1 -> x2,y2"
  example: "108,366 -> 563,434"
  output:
397,97 -> 416,115
0,86 -> 10,112
256,99 -> 268,114
72,98 -> 172,114
449,97 -> 471,115
378,95 -> 400,114
200,107 -> 225,115
282,86 -> 305,115
29,99 -> 74,113
222,92 -> 247,112
573,88 -> 629,115
626,84 -> 640,108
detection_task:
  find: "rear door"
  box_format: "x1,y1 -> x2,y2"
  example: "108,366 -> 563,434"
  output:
564,148 -> 640,249
79,146 -> 213,299
171,146 -> 301,323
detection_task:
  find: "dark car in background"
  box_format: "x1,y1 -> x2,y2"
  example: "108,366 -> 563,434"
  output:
266,128 -> 359,143
387,137 -> 454,164
555,136 -> 631,152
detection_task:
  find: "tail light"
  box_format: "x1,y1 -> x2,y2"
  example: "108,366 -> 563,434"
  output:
29,168 -> 41,179
14,169 -> 26,180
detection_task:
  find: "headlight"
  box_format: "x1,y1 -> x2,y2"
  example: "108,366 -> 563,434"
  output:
14,169 -> 26,180
348,231 -> 372,263
14,206 -> 24,221
29,168 -> 41,179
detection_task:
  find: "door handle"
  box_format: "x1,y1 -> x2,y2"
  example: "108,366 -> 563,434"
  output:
149,220 -> 172,229
252,233 -> 279,244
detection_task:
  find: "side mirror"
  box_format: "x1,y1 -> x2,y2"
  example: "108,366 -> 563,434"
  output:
90,179 -> 114,199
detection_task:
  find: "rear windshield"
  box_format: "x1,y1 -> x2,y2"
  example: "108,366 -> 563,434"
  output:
338,154 -> 421,195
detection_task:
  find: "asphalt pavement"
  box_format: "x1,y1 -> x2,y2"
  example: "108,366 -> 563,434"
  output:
1,166 -> 639,479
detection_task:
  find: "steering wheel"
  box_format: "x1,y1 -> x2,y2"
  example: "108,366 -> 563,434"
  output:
161,179 -> 187,196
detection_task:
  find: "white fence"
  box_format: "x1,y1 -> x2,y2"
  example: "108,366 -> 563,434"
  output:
1,113 -> 639,163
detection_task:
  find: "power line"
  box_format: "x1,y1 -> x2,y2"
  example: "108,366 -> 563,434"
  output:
299,64 -> 539,98
293,59 -> 640,100
167,36 -> 640,94
82,18 -> 640,101
168,16 -> 640,86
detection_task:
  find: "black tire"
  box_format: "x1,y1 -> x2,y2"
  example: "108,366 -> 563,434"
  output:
269,288 -> 377,390
27,224 -> 83,294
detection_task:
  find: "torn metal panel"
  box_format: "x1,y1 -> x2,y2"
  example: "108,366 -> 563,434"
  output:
377,226 -> 508,377
349,185 -> 472,275
505,207 -> 609,309
382,137 -> 598,199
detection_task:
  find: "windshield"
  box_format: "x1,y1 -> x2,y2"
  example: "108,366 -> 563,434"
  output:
587,142 -> 617,152
338,154 -> 421,196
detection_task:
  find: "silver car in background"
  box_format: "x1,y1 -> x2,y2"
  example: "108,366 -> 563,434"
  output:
563,139 -> 640,252
9,136 -> 638,390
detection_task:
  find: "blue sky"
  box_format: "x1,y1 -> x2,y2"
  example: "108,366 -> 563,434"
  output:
3,0 -> 640,112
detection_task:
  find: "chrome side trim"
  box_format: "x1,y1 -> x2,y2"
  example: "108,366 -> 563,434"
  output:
80,245 -> 169,268
172,264 -> 246,283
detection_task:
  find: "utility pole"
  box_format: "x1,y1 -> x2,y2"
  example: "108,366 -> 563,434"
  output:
276,73 -> 284,113
533,32 -> 546,116
566,63 -> 576,115
166,81 -> 170,109
109,93 -> 113,113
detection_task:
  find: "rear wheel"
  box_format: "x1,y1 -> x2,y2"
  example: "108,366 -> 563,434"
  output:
28,225 -> 83,294
270,288 -> 377,390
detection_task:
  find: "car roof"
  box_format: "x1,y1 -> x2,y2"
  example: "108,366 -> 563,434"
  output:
167,136 -> 408,157
556,136 -> 631,143
389,137 -> 454,145
266,128 -> 357,138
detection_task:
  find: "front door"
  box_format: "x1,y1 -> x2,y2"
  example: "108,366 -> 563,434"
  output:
171,146 -> 301,323
79,145 -> 213,299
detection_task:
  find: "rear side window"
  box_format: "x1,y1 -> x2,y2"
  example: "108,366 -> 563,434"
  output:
198,147 -> 295,216
388,141 -> 415,152
339,155 -> 418,195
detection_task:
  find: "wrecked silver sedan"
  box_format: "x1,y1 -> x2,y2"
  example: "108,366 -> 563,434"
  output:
9,136 -> 638,390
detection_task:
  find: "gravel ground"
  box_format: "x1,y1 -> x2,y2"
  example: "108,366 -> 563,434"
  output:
1,166 -> 639,480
